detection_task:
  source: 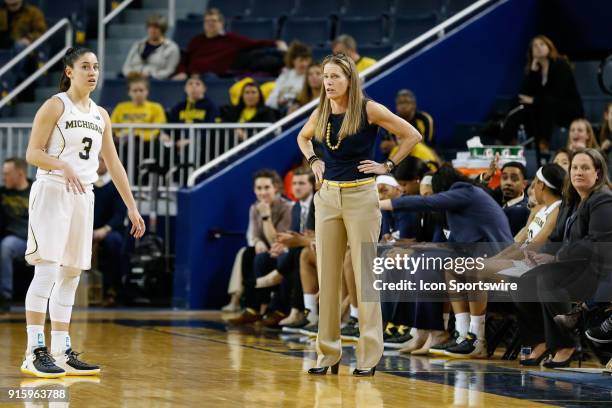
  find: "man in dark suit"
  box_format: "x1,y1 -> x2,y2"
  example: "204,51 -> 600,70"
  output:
498,162 -> 530,236
93,157 -> 127,307
257,167 -> 316,328
479,160 -> 530,236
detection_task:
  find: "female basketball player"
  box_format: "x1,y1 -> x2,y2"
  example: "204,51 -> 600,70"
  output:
297,53 -> 421,376
20,47 -> 145,378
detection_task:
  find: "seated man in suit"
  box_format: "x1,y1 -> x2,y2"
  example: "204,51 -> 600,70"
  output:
246,167 -> 316,328
0,158 -> 30,312
93,156 -> 127,307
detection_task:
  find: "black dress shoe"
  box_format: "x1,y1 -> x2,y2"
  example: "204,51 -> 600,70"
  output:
352,367 -> 376,377
542,350 -> 582,368
308,362 -> 339,375
519,350 -> 551,366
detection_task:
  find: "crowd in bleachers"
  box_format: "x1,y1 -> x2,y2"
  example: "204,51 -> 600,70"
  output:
221,34 -> 612,368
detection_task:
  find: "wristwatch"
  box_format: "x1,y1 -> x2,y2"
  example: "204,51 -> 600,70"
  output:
384,159 -> 396,173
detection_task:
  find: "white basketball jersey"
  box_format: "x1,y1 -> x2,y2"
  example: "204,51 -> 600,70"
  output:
37,92 -> 104,185
525,200 -> 561,244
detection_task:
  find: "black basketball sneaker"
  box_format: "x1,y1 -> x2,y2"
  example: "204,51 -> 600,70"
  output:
21,347 -> 65,378
53,348 -> 101,376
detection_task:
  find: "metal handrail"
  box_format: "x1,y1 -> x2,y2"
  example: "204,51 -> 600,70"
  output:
97,0 -> 134,89
0,18 -> 73,109
186,0 -> 498,187
98,0 -> 177,89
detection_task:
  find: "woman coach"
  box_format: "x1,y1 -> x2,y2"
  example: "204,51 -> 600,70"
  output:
297,53 -> 421,376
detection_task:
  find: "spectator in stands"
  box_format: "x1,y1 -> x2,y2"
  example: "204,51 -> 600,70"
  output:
266,41 -> 312,112
228,169 -> 292,325
566,118 -> 599,151
518,148 -> 612,368
552,147 -> 570,172
331,34 -> 376,73
173,8 -> 287,78
0,0 -> 46,49
288,63 -> 322,114
0,158 -> 30,312
93,156 -> 126,307
0,0 -> 46,89
168,74 -> 219,124
599,102 -> 612,153
111,72 -> 167,142
519,35 -> 583,153
380,90 -> 439,163
221,82 -> 277,123
380,165 -> 514,358
122,14 -> 180,80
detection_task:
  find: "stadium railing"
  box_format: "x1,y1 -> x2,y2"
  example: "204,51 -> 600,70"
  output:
0,122 -> 273,192
0,18 -> 73,110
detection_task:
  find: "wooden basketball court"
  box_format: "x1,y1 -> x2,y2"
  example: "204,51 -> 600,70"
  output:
0,310 -> 610,407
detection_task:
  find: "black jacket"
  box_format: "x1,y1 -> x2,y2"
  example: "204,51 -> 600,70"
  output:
546,187 -> 612,276
521,59 -> 584,127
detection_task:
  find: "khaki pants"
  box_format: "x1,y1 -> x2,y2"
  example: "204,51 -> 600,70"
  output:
314,180 -> 383,369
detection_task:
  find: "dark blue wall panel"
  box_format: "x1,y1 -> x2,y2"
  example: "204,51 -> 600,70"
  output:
174,0 -> 540,309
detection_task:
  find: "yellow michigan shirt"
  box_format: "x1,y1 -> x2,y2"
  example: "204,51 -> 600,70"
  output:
110,101 -> 167,142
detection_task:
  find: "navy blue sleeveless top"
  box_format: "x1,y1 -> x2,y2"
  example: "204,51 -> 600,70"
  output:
320,100 -> 379,181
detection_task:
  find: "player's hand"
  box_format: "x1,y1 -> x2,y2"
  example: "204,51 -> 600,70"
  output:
93,226 -> 110,242
255,240 -> 268,254
518,94 -> 534,105
379,199 -> 392,211
128,208 -> 146,239
61,162 -> 85,194
311,160 -> 325,184
482,152 -> 500,183
358,160 -> 387,175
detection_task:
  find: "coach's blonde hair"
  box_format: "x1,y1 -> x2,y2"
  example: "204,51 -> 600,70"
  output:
314,54 -> 364,142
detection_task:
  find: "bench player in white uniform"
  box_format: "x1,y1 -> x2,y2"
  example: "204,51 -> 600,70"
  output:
21,47 -> 146,378
484,163 -> 565,273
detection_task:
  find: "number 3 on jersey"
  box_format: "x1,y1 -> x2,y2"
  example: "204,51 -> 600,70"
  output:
79,137 -> 93,160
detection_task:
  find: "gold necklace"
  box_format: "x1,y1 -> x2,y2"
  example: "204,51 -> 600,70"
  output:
326,121 -> 343,150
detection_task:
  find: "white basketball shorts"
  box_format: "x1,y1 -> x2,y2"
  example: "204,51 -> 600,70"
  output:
25,177 -> 94,270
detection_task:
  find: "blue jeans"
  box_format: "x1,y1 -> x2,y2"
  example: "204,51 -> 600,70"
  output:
0,235 -> 27,299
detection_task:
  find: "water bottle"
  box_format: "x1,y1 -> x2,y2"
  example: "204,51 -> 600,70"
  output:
517,124 -> 527,145
520,346 -> 532,361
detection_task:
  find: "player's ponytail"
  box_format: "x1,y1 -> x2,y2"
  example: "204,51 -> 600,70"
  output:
59,47 -> 95,92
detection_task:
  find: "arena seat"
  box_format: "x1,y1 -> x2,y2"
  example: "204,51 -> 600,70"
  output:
280,17 -> 333,47
249,0 -> 297,18
293,0 -> 344,18
173,19 -> 203,50
343,0 -> 391,17
389,14 -> 437,49
574,61 -> 606,96
230,18 -> 279,41
336,16 -> 387,46
207,0 -> 251,19
392,0 -> 444,17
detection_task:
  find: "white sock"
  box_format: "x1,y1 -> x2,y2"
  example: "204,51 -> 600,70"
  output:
454,313 -> 470,338
443,313 -> 450,331
350,305 -> 359,320
51,331 -> 71,355
469,314 -> 486,340
303,294 -> 318,323
409,327 -> 417,337
26,325 -> 45,354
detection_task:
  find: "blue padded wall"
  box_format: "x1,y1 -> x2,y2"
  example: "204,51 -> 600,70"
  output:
174,0 -> 540,309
